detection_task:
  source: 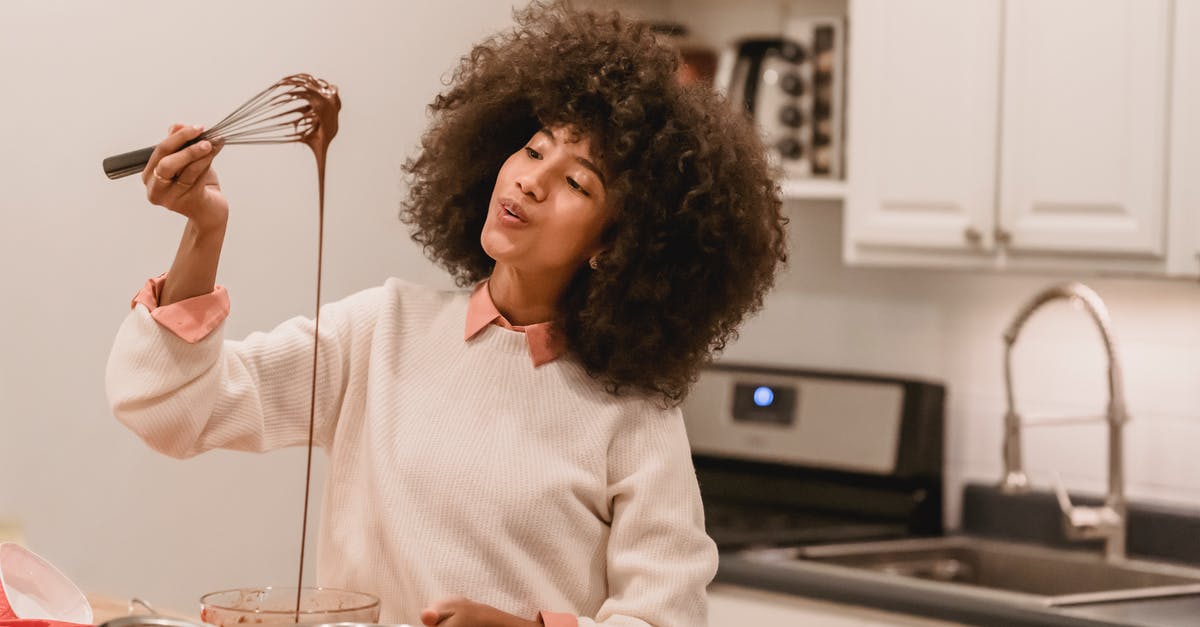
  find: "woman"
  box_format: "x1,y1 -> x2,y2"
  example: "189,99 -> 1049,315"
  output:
107,2 -> 786,626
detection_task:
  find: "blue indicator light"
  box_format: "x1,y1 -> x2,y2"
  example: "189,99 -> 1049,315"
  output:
753,386 -> 775,407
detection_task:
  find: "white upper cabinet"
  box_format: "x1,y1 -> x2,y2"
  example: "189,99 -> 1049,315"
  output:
844,0 -> 1001,263
1169,0 -> 1200,275
846,0 -> 1175,272
999,0 -> 1169,257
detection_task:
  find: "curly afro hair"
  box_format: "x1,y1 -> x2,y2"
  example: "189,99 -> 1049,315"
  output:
401,1 -> 787,405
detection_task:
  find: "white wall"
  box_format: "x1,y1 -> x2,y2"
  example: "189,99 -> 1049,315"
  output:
0,0 -> 518,613
725,200 -> 1200,529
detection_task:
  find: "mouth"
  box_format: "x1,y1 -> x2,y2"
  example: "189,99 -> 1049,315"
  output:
499,198 -> 528,223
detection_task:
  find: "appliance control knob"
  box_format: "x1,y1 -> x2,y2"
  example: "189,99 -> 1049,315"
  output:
779,41 -> 807,64
776,137 -> 804,160
780,73 -> 805,97
813,150 -> 832,174
779,105 -> 805,128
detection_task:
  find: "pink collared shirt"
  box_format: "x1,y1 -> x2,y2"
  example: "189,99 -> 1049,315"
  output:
130,274 -> 230,344
463,280 -> 566,367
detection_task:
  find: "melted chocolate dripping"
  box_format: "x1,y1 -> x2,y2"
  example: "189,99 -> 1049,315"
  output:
284,73 -> 341,622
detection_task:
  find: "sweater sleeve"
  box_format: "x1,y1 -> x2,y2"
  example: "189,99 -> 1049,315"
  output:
105,284 -> 385,459
578,406 -> 720,627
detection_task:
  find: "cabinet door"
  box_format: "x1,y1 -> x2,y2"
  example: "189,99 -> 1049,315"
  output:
998,0 -> 1169,256
844,0 -> 1001,263
1169,0 -> 1200,275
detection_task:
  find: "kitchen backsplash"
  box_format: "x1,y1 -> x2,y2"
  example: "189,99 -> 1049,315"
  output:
721,199 -> 1200,527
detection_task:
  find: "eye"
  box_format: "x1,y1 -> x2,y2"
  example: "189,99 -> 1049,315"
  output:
524,147 -> 542,160
567,177 -> 591,197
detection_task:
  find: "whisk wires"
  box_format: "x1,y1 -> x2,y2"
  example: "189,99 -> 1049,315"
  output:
200,75 -> 325,145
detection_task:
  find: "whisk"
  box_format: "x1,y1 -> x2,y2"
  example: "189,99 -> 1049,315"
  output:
102,74 -> 340,180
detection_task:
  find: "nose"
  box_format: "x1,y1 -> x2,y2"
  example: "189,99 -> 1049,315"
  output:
515,162 -> 549,202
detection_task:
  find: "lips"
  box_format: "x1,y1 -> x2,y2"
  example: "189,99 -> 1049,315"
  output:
499,198 -> 529,223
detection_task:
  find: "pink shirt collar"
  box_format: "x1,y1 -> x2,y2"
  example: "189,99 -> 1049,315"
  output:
464,281 -> 566,367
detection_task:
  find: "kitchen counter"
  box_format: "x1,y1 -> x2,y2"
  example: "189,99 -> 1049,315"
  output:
717,552 -> 1200,627
89,595 -> 138,625
87,594 -> 195,625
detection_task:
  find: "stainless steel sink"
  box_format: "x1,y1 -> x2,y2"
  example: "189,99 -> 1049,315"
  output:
740,535 -> 1200,606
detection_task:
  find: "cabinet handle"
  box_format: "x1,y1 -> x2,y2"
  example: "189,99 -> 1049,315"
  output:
995,228 -> 1012,246
964,226 -> 983,244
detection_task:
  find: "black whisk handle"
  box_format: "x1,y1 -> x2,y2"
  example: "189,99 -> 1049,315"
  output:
102,146 -> 156,180
102,137 -> 204,180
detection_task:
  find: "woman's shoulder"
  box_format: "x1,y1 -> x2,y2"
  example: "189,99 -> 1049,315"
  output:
320,277 -> 467,325
548,358 -> 680,413
368,276 -> 471,325
558,369 -> 685,428
378,276 -> 466,304
601,392 -> 692,465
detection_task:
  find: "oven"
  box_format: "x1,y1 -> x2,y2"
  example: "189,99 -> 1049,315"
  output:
682,363 -> 945,552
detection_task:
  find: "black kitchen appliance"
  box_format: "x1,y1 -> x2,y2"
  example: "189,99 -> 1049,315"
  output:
681,363 -> 945,551
718,16 -> 845,180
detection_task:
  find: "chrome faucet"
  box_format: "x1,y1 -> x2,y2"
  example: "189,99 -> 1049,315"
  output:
999,282 -> 1128,561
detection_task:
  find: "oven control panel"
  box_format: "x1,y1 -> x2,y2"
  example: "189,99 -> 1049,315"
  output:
683,365 -> 911,475
732,382 -> 798,426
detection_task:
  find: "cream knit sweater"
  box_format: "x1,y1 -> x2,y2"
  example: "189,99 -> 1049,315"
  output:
105,277 -> 719,626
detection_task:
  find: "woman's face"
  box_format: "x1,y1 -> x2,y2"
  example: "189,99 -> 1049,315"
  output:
481,126 -> 613,276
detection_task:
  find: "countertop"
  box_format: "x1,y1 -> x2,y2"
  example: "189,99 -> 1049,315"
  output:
717,552 -> 1200,627
87,595 -> 195,626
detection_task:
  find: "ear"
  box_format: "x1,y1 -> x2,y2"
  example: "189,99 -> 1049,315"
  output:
587,248 -> 608,270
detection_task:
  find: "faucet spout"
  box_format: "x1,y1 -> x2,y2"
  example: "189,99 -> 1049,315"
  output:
999,282 -> 1128,561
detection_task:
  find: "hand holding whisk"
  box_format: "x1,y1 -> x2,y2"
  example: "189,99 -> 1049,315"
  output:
102,73 -> 340,180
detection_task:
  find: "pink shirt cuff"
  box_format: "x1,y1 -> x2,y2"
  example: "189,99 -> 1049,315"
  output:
536,611 -> 578,627
131,274 -> 230,343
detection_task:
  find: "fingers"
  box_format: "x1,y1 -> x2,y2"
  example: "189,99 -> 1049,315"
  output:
420,596 -> 468,626
156,137 -> 213,182
419,608 -> 452,626
143,124 -> 205,183
176,139 -> 224,186
146,140 -> 212,206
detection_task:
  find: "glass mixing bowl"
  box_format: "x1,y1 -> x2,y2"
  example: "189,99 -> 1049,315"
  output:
199,587 -> 379,626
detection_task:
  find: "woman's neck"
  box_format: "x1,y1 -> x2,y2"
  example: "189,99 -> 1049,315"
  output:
487,263 -> 568,326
